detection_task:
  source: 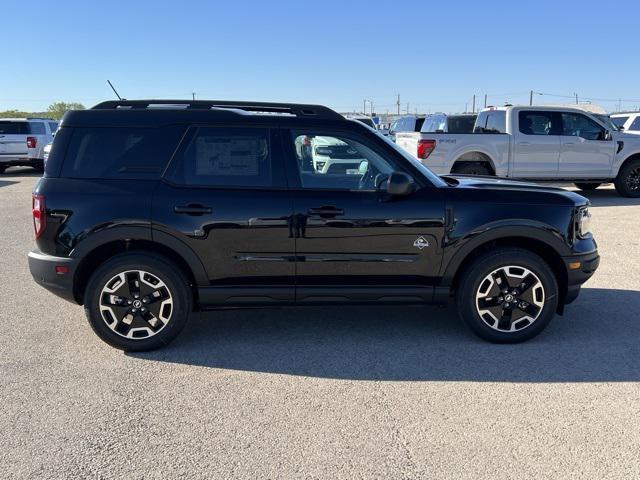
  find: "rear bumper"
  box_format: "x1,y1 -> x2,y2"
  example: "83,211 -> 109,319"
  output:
563,250 -> 600,305
28,250 -> 80,304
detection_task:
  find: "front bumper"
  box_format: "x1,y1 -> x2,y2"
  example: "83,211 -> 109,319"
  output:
562,250 -> 600,305
28,250 -> 79,304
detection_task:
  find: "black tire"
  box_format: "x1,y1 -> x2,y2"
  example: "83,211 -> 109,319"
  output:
84,252 -> 192,351
456,248 -> 559,343
0,166 -> 5,174
453,163 -> 492,176
614,158 -> 640,197
574,182 -> 601,191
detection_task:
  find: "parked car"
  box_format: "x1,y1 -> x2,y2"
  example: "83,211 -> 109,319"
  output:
422,113 -> 477,133
611,112 -> 640,134
29,99 -> 599,350
388,115 -> 425,142
0,118 -> 58,173
396,105 -> 640,197
344,113 -> 376,129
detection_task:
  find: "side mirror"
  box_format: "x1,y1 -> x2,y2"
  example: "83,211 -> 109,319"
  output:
385,172 -> 415,196
604,130 -> 612,141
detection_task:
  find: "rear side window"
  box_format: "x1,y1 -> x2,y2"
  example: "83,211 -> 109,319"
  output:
48,122 -> 59,133
629,117 -> 640,131
165,127 -> 272,187
414,118 -> 425,131
518,111 -> 558,135
611,116 -> 629,128
29,122 -> 46,135
447,116 -> 476,133
0,121 -> 29,134
62,126 -> 185,179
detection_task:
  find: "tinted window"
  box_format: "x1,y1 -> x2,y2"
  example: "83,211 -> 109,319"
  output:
48,122 -> 59,133
447,116 -> 476,133
518,111 -> 558,135
611,116 -> 629,128
629,117 -> 640,131
29,122 -> 46,135
63,126 -> 185,179
415,118 -> 425,131
485,111 -> 506,133
167,127 -> 272,187
0,121 -> 29,134
292,132 -> 396,190
561,113 -> 605,140
354,117 -> 376,128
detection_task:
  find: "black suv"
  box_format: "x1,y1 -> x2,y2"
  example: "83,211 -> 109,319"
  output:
28,100 -> 599,350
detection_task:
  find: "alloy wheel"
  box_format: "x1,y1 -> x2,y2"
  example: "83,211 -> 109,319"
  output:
99,270 -> 173,339
625,166 -> 640,192
475,265 -> 545,332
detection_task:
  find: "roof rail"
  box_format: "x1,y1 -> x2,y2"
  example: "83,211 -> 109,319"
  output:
91,99 -> 344,120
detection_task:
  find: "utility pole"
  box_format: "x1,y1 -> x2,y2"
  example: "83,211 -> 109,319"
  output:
472,95 -> 476,113
370,101 -> 374,116
529,90 -> 533,106
363,99 -> 367,115
575,93 -> 579,104
396,94 -> 401,115
484,94 -> 487,108
406,102 -> 410,114
192,92 -> 196,101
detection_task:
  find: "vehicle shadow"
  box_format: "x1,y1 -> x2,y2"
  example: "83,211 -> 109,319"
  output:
1,167 -> 42,177
0,180 -> 19,188
129,288 -> 640,382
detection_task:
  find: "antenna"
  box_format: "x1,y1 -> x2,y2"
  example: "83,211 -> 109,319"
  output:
106,80 -> 123,100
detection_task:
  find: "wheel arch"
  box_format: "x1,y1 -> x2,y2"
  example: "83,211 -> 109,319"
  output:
71,230 -> 207,307
616,151 -> 640,176
451,150 -> 497,175
442,232 -> 569,311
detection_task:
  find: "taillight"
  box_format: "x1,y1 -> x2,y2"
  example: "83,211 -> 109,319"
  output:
303,136 -> 312,146
417,139 -> 436,159
32,194 -> 46,239
27,136 -> 37,148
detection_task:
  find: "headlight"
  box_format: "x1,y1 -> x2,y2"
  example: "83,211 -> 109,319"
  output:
576,206 -> 592,238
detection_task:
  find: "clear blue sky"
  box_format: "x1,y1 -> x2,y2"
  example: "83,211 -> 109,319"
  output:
2,0 -> 640,114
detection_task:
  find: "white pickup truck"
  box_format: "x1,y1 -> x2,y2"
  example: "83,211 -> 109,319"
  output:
395,105 -> 640,197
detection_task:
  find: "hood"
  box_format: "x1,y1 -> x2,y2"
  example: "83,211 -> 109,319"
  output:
441,174 -> 589,206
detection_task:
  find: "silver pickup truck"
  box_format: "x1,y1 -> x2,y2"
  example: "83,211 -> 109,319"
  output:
395,105 -> 640,197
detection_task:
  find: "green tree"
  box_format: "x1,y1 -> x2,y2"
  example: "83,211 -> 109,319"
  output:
46,102 -> 86,120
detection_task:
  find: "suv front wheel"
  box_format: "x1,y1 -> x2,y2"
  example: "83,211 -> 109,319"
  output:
456,248 -> 558,343
84,253 -> 192,351
615,158 -> 640,197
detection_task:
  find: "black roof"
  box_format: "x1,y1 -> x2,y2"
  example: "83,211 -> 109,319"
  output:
61,99 -> 348,127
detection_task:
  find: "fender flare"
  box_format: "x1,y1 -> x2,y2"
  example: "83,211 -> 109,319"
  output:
440,223 -> 572,286
70,225 -> 209,286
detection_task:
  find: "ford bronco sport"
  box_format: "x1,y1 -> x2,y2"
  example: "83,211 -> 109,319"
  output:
28,100 -> 599,351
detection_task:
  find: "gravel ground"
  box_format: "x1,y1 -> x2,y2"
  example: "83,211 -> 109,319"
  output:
1,167 -> 639,479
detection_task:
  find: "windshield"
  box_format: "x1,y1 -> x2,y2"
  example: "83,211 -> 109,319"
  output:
611,116 -> 629,128
378,132 -> 447,187
594,114 -> 619,131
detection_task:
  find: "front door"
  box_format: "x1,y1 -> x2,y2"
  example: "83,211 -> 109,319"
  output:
153,125 -> 295,305
558,112 -> 614,178
283,128 -> 445,303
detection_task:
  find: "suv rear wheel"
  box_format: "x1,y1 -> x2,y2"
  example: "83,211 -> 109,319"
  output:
84,252 -> 192,351
452,162 -> 492,176
615,158 -> 640,197
456,248 -> 558,343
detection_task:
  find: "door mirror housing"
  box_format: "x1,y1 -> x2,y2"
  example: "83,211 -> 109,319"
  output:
385,172 -> 415,196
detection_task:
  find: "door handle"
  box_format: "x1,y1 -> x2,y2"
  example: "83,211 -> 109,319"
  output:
174,204 -> 212,215
307,206 -> 344,217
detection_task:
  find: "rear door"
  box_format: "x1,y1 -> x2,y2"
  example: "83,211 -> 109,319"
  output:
558,112 -> 614,177
153,125 -> 295,305
512,110 -> 561,178
0,121 -> 28,159
282,127 -> 445,303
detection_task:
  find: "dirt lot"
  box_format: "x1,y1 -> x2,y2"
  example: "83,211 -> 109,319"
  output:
1,167 -> 639,479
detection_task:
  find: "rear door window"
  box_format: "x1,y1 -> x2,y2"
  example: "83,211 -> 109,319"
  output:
0,122 -> 29,134
518,111 -> 559,135
165,127 -> 277,187
611,116 -> 629,128
62,126 -> 185,179
48,122 -> 59,134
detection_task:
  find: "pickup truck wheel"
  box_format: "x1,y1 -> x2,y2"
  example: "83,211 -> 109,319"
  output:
456,248 -> 558,343
83,252 -> 192,351
453,163 -> 492,176
615,159 -> 640,197
574,182 -> 601,191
